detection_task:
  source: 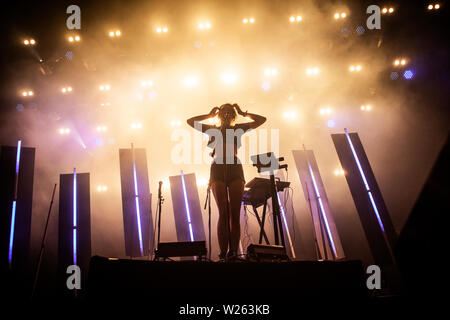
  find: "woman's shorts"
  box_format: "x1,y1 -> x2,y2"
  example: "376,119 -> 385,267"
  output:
210,160 -> 245,185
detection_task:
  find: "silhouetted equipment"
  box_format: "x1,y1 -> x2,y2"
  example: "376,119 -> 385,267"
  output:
169,172 -> 205,242
250,153 -> 288,251
243,177 -> 290,245
395,136 -> 449,296
332,130 -> 397,268
246,244 -> 288,262
292,148 -> 345,261
58,171 -> 91,291
154,240 -> 207,260
119,145 -> 153,257
0,142 -> 35,272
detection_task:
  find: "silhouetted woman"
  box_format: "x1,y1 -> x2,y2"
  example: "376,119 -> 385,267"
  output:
187,103 -> 266,260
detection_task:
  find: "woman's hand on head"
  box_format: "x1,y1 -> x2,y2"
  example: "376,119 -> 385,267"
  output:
232,104 -> 245,115
209,107 -> 220,116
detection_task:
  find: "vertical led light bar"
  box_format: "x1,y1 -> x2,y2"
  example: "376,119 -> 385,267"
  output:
73,168 -> 77,265
8,139 -> 21,267
180,170 -> 194,242
131,146 -> 144,256
276,193 -> 296,259
307,162 -> 338,257
344,129 -> 385,232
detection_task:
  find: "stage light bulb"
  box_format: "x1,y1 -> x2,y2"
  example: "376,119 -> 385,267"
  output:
28,91 -> 33,96
296,16 -> 302,21
340,170 -> 345,175
250,18 -> 255,23
394,59 -> 400,65
156,27 -> 162,33
361,105 -> 365,110
163,27 -> 168,33
290,16 -> 295,22
109,31 -> 114,37
24,39 -> 29,45
243,18 -> 248,24
205,23 -> 211,29
105,84 -> 110,91
356,65 -> 362,71
65,128 -> 70,134
198,23 -> 204,29
401,59 -> 406,65
22,91 -> 27,96
75,35 -> 80,41
115,30 -> 121,36
62,88 -> 66,93
30,39 -> 36,45
382,8 -> 388,14
435,4 -> 440,9
59,128 -> 65,134
99,85 -> 104,91
389,8 -> 394,13
334,13 -> 339,19
68,87 -> 72,92
366,105 -> 371,110
334,170 -> 339,175
68,36 -> 74,42
350,65 -> 355,72
341,13 -> 346,18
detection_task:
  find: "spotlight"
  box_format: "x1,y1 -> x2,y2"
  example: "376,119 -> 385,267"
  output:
334,12 -> 347,19
403,70 -> 414,79
170,120 -> 182,127
141,80 -> 153,87
289,16 -> 295,22
198,22 -> 211,30
163,27 -> 168,33
131,122 -> 143,130
208,116 -> 220,125
75,35 -> 80,41
61,86 -> 73,94
389,8 -> 394,13
249,17 -> 255,23
21,90 -> 34,97
264,68 -> 278,76
296,16 -> 302,21
58,128 -> 71,135
382,7 -> 395,14
23,38 -> 36,46
97,185 -> 108,192
319,108 -> 332,115
349,65 -> 362,72
306,67 -> 319,76
435,4 -> 441,9
100,102 -> 111,107
243,18 -> 248,24
282,111 -> 297,119
109,30 -> 121,37
156,27 -> 162,33
99,84 -> 111,91
96,125 -> 107,132
334,169 -> 345,176
361,105 -> 372,111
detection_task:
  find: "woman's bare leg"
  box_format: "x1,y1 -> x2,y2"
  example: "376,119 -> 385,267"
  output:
227,179 -> 245,253
211,181 -> 228,256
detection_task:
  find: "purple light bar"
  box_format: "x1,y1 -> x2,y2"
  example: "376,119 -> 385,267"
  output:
276,192 -> 296,259
180,171 -> 194,242
73,168 -> 77,265
344,129 -> 385,232
307,161 -> 338,257
132,160 -> 144,256
8,140 -> 22,267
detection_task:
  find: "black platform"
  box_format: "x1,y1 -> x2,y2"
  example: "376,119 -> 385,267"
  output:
88,256 -> 368,308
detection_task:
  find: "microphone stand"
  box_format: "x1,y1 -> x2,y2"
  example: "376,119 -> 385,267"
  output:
156,181 -> 163,252
204,181 -> 212,261
31,183 -> 57,299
